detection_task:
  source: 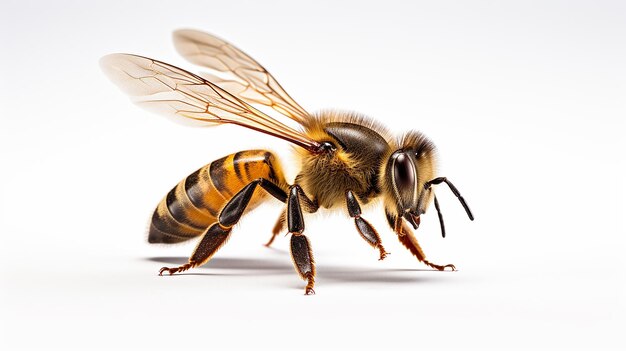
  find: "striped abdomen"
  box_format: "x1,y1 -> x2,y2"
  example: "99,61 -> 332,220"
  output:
148,150 -> 287,244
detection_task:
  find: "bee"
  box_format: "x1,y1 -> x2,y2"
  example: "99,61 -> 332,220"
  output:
100,29 -> 474,295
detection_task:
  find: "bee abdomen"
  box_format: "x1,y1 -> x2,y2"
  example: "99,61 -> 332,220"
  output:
148,150 -> 285,244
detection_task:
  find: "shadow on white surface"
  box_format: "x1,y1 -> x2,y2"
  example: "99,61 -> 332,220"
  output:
146,256 -> 450,284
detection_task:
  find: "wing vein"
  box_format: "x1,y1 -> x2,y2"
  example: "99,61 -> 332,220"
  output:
100,53 -> 320,152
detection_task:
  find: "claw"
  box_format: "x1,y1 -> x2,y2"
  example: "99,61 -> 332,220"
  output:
445,264 -> 457,271
436,264 -> 456,271
159,266 -> 179,275
424,259 -> 457,271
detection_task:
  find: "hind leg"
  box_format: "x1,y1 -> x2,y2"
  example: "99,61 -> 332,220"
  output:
159,178 -> 287,275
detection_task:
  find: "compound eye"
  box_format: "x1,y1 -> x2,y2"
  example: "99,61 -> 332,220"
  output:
393,153 -> 415,190
391,151 -> 417,209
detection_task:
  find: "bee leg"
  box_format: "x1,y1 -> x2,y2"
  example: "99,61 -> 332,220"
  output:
158,178 -> 288,275
288,185 -> 316,295
346,191 -> 389,260
265,210 -> 286,247
159,223 -> 230,275
386,213 -> 456,271
266,184 -> 318,247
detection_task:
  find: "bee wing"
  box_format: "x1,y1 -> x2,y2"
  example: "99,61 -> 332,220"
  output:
100,54 -> 320,152
173,29 -> 311,125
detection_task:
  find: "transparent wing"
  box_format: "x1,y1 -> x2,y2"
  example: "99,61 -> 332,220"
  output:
173,29 -> 311,125
100,53 -> 320,151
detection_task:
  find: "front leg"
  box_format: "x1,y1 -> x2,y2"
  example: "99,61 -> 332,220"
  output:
346,191 -> 389,260
387,212 -> 456,271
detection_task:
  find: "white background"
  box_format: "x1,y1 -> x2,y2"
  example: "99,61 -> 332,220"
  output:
1,0 -> 625,350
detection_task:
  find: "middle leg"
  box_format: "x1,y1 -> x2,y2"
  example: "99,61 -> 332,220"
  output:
266,186 -> 318,247
346,191 -> 389,260
287,185 -> 316,295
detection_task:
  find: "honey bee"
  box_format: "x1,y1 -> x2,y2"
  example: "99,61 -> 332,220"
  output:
100,29 -> 474,295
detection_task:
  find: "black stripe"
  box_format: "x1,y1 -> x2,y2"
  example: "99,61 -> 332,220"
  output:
263,152 -> 278,183
150,209 -> 199,237
233,151 -> 246,181
184,168 -> 219,217
148,222 -> 195,244
184,168 -> 204,208
209,156 -> 233,197
166,187 -> 204,230
243,161 -> 251,180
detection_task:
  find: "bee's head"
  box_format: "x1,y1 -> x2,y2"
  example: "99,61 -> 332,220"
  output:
382,131 -> 473,237
383,131 -> 436,220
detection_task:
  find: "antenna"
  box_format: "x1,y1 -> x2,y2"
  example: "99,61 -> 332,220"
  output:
424,177 -> 474,238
